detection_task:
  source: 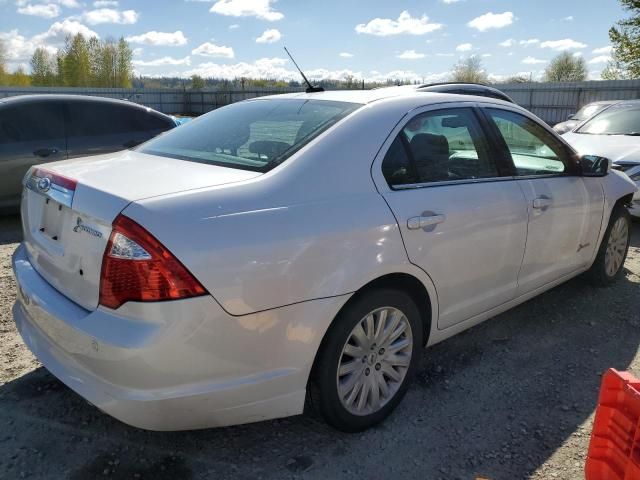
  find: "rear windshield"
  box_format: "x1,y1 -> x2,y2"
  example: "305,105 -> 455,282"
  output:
576,102 -> 640,135
139,99 -> 361,172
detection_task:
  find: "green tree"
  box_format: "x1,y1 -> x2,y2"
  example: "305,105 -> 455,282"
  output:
190,74 -> 206,90
116,37 -> 133,87
8,67 -> 31,86
63,33 -> 91,86
543,52 -> 587,82
0,39 -> 7,85
30,48 -> 55,86
609,0 -> 640,78
451,56 -> 489,83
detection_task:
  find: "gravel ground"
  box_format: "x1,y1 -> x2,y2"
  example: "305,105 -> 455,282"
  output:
1,214 -> 639,480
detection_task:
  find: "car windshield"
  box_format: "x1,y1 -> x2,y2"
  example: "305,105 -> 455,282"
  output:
576,102 -> 640,135
138,99 -> 361,172
572,103 -> 610,121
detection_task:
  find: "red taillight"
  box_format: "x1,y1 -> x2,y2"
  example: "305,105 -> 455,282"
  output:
32,168 -> 77,191
99,215 -> 206,310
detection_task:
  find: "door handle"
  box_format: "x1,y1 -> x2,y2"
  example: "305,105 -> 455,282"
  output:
33,147 -> 59,158
532,196 -> 553,209
407,214 -> 446,230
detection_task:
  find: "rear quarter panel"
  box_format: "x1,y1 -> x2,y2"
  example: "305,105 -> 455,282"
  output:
123,100 -> 426,316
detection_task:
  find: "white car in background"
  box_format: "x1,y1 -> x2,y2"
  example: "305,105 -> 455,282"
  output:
563,100 -> 640,217
12,90 -> 637,432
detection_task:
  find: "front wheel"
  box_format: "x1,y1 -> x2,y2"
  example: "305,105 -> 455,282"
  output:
310,289 -> 423,432
587,204 -> 631,285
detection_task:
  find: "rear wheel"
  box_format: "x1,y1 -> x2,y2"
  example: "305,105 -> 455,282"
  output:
310,289 -> 423,432
587,204 -> 631,285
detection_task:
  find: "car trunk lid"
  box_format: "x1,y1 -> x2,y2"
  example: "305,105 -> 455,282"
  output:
21,150 -> 261,310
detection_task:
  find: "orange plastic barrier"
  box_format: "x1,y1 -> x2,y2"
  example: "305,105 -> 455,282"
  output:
586,369 -> 640,480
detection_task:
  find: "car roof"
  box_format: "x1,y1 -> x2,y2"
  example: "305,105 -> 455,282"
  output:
252,88 -> 516,107
0,94 -> 171,117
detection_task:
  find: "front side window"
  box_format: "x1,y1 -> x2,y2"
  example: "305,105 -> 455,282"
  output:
487,109 -> 570,176
576,102 -> 640,135
139,99 -> 361,172
382,108 -> 498,187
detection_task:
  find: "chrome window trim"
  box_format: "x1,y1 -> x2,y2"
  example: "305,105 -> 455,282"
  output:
390,176 -> 511,191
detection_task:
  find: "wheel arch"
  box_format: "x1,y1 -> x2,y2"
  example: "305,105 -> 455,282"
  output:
308,272 -> 435,385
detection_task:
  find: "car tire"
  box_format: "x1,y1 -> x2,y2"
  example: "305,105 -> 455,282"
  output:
309,288 -> 423,432
587,204 -> 631,286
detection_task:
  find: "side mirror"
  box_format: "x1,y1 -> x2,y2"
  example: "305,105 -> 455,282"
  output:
580,155 -> 612,177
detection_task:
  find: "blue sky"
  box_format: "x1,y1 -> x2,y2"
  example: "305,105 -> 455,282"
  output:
0,0 -> 627,81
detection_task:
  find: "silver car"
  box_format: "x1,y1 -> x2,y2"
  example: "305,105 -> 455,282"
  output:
0,94 -> 177,213
553,100 -> 619,135
12,89 -> 637,432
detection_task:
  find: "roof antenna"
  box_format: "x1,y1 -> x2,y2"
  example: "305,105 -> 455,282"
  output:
284,46 -> 324,93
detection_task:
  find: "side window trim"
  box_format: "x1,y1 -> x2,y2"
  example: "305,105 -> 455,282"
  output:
480,105 -> 581,177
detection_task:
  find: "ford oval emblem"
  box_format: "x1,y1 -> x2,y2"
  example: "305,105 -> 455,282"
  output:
37,177 -> 51,192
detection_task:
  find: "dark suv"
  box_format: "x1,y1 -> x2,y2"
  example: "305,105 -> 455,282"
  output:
0,94 -> 177,212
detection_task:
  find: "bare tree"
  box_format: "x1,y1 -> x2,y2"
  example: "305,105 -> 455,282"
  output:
543,52 -> 587,82
450,56 -> 489,84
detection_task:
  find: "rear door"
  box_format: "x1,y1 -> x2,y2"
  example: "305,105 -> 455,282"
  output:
0,101 -> 66,210
374,104 -> 529,330
65,100 -> 172,158
482,107 -> 604,294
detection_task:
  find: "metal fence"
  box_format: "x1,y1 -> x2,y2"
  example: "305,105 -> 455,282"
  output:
499,79 -> 640,125
3,80 -> 640,124
0,86 -> 304,115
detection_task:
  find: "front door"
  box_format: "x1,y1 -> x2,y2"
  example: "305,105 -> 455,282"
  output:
482,107 -> 604,294
376,106 -> 529,330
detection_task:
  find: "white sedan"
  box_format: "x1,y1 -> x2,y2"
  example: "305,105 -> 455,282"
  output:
562,100 -> 640,217
12,89 -> 637,432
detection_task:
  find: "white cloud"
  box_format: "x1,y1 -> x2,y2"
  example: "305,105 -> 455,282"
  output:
191,41 -> 234,58
210,0 -> 283,21
56,0 -> 81,7
540,38 -> 587,50
355,10 -> 443,36
182,57 -> 450,84
93,0 -> 118,6
482,53 -> 491,57
17,3 -> 61,18
132,47 -> 143,56
564,16 -> 574,21
456,43 -> 472,52
81,8 -> 139,24
520,38 -> 539,46
228,24 -> 239,29
499,39 -> 514,47
256,28 -> 281,43
133,56 -> 191,66
397,49 -> 425,59
442,0 -> 463,3
522,56 -> 547,64
589,55 -> 611,64
592,45 -> 613,55
468,12 -> 514,31
126,30 -> 187,46
33,19 -> 99,45
339,52 -> 353,58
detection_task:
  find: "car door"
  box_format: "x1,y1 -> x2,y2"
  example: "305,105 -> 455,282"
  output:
374,105 -> 529,330
482,107 -> 604,294
65,100 -> 167,159
0,100 -> 66,210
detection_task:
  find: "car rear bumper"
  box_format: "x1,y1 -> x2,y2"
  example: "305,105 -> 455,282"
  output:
12,243 -> 348,430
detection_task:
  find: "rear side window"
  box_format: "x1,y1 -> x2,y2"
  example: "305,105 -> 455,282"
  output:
382,108 -> 498,187
66,101 -> 172,137
486,109 -> 572,176
139,99 -> 360,172
0,102 -> 64,143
